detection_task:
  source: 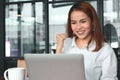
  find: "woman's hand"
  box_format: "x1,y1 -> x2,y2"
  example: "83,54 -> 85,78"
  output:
56,33 -> 67,53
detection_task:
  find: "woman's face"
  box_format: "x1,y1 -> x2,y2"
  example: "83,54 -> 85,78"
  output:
70,10 -> 92,40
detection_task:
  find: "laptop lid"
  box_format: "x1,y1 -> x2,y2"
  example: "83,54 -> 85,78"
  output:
24,54 -> 85,80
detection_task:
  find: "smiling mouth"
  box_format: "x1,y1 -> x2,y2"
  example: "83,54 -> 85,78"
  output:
77,30 -> 85,35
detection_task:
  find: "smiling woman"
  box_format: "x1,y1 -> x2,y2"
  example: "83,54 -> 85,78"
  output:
70,10 -> 92,48
56,1 -> 118,80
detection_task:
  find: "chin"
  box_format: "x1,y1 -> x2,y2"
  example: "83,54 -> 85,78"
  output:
77,36 -> 86,39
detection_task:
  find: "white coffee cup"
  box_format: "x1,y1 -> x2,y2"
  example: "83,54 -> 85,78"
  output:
4,67 -> 25,80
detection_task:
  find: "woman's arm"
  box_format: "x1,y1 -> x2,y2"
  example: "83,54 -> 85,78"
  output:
100,46 -> 118,80
56,33 -> 66,54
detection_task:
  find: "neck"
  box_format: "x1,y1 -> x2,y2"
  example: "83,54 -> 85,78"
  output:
75,35 -> 92,48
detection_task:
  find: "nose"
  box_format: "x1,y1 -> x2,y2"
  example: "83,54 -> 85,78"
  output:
76,23 -> 81,29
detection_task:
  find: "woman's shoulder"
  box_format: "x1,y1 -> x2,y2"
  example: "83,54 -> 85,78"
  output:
102,42 -> 113,50
100,42 -> 115,57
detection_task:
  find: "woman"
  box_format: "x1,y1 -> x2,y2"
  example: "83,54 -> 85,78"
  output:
56,1 -> 118,80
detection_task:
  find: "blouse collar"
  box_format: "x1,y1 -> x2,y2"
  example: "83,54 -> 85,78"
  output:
71,37 -> 96,50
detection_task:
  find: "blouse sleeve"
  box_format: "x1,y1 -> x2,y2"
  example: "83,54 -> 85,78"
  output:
100,44 -> 118,80
62,38 -> 72,53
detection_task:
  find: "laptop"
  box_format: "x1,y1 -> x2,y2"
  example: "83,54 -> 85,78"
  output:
24,54 -> 86,80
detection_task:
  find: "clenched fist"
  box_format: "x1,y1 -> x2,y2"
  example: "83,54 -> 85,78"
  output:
56,33 -> 67,53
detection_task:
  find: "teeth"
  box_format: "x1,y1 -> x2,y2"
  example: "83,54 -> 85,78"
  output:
77,30 -> 85,35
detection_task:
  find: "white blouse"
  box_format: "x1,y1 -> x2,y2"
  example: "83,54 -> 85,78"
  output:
62,37 -> 118,80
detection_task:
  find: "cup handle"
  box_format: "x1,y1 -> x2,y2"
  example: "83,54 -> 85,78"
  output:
4,69 -> 9,80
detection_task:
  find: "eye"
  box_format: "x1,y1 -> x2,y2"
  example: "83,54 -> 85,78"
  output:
81,20 -> 87,23
71,21 -> 76,24
71,22 -> 76,24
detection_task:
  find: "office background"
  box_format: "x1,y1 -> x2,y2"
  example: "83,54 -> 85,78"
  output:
0,0 -> 120,79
